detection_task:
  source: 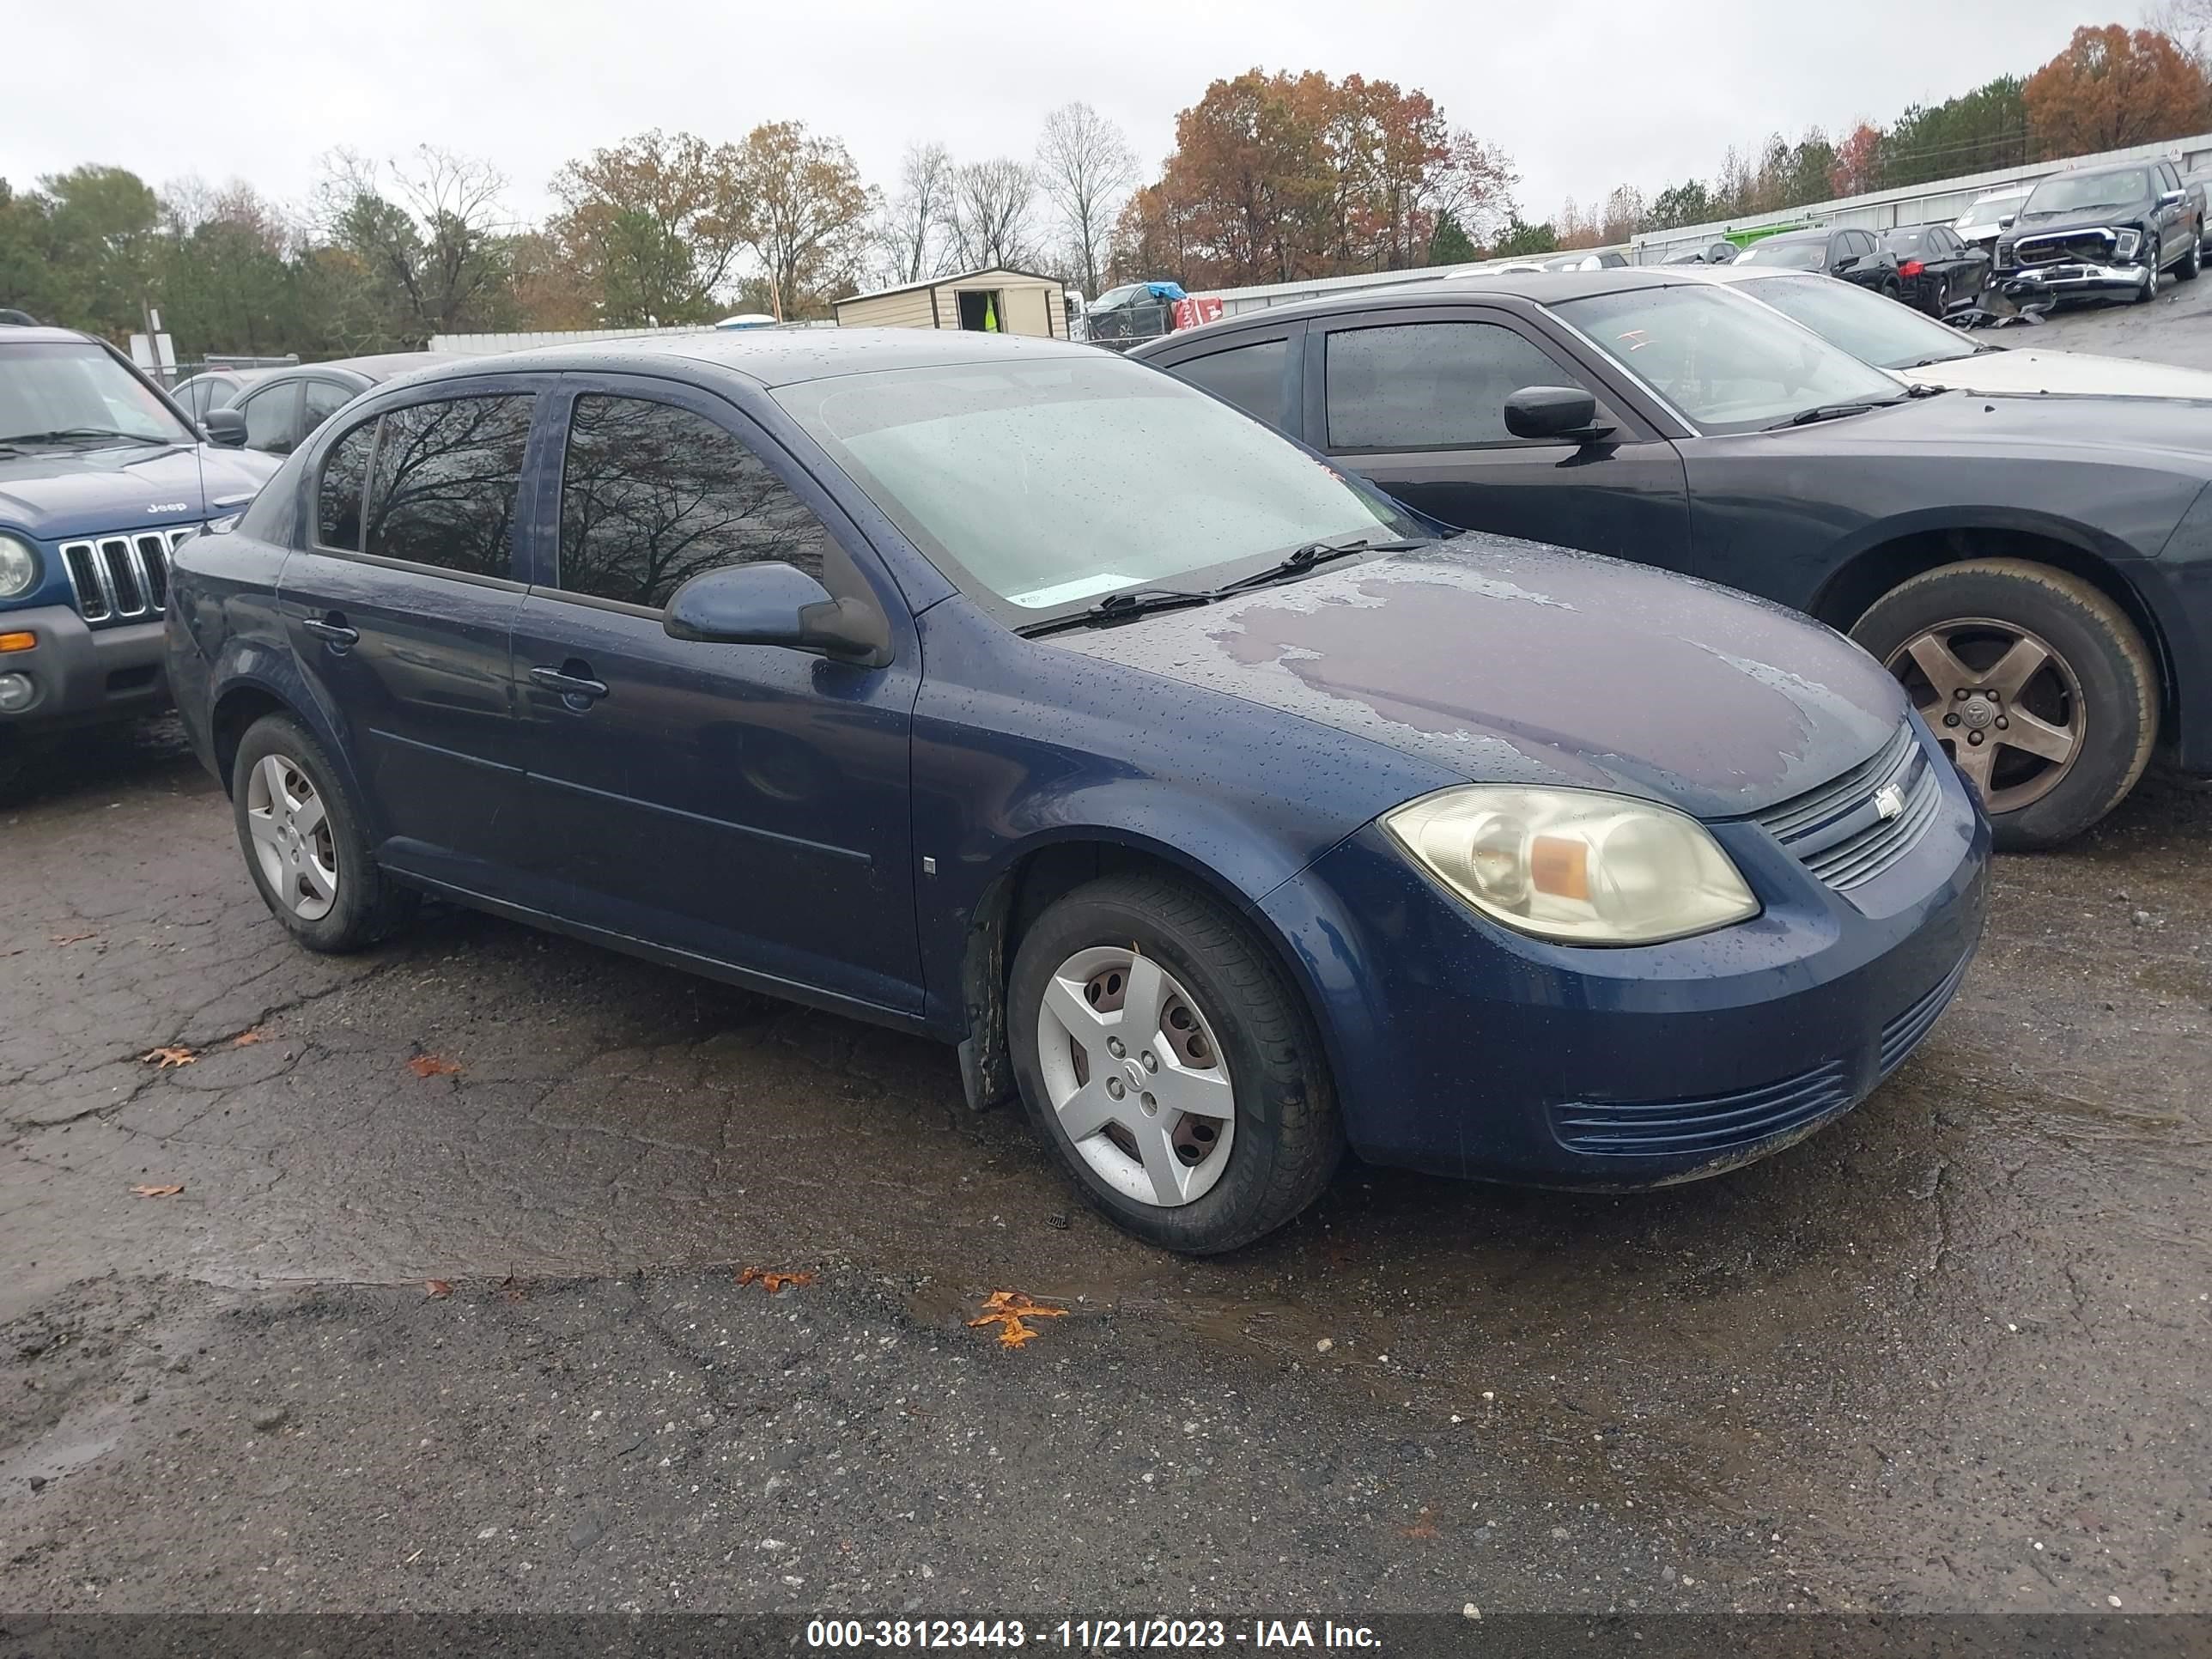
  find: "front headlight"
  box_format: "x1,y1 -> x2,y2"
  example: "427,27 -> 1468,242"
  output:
2115,228 -> 2142,260
1382,786 -> 1759,945
0,534 -> 38,599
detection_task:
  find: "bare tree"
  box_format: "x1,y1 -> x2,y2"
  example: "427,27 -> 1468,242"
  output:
881,142 -> 955,283
950,158 -> 1038,271
317,146 -> 514,343
1035,102 -> 1136,299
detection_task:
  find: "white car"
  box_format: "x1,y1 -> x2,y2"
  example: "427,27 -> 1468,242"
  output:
1684,264 -> 2212,399
1954,186 -> 2033,252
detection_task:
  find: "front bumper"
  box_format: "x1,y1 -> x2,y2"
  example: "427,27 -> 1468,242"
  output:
0,604 -> 168,734
1256,735 -> 1990,1187
1996,258 -> 2148,300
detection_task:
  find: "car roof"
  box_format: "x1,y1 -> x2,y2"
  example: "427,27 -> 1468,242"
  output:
394,325 -> 1102,391
251,351 -> 467,386
1130,267 -> 1717,344
0,325 -> 102,347
1749,228 -> 1831,245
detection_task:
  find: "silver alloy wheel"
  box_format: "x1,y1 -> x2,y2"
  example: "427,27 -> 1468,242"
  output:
245,752 -> 339,922
1035,945 -> 1237,1207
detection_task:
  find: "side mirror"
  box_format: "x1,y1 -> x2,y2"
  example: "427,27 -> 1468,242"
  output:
664,562 -> 890,666
1998,214 -> 2016,229
203,407 -> 247,447
1503,386 -> 1614,443
2160,188 -> 2188,209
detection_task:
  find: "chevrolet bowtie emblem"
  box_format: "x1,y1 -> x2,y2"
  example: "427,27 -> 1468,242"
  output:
1874,781 -> 1906,821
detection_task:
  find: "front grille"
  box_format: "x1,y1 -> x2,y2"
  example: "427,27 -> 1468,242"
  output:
1551,1060 -> 1854,1158
1755,724 -> 1940,893
56,526 -> 196,625
1879,955 -> 1972,1078
2015,230 -> 2115,267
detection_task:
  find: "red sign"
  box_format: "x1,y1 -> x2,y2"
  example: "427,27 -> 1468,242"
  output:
1171,296 -> 1224,331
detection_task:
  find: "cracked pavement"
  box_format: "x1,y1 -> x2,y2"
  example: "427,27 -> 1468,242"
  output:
2,692 -> 2208,1618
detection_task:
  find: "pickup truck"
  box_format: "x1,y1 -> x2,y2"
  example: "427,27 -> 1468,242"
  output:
1993,158 -> 2205,304
0,325 -> 278,790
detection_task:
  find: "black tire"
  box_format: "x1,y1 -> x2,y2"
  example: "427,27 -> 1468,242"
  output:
1007,872 -> 1341,1254
1850,559 -> 2159,850
2178,236 -> 2202,281
231,712 -> 416,952
1880,278 -> 1903,302
2134,266 -> 2157,303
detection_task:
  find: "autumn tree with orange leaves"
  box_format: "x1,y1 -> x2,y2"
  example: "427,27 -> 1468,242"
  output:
2025,25 -> 2210,155
1112,70 -> 1516,290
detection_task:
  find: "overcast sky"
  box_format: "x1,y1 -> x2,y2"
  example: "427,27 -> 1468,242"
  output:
5,1 -> 2131,234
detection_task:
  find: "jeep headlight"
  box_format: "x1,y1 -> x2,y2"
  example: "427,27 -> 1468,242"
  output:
0,535 -> 37,599
2116,228 -> 2142,260
1383,786 -> 1759,945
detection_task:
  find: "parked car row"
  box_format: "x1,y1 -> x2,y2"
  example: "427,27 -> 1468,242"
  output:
10,252 -> 2209,1258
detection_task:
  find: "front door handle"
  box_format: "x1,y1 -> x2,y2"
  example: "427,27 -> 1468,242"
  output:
530,664 -> 610,705
302,614 -> 359,652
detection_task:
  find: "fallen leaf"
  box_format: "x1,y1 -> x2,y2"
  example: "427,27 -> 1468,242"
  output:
1401,1507 -> 1439,1540
49,932 -> 96,945
967,1289 -> 1068,1350
737,1267 -> 816,1295
130,1183 -> 184,1199
141,1046 -> 197,1069
407,1055 -> 462,1079
231,1029 -> 269,1047
423,1279 -> 453,1298
497,1273 -> 526,1303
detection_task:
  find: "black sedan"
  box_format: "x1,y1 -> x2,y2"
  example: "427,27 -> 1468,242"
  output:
1731,227 -> 1902,298
1875,223 -> 1990,316
204,352 -> 463,457
1133,269 -> 2212,848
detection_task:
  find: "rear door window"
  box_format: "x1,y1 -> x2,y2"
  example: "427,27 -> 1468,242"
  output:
315,416 -> 377,551
362,394 -> 535,579
1324,320 -> 1588,450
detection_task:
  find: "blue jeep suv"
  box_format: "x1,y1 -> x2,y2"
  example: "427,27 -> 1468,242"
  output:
0,325 -> 279,786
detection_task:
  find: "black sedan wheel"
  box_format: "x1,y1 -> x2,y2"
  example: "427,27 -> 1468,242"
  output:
1851,560 -> 2159,849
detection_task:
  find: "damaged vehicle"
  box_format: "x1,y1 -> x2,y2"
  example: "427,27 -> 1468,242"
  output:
1993,161 -> 2204,305
166,331 -> 1986,1253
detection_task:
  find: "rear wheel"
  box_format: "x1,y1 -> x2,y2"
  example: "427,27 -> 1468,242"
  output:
1008,872 -> 1341,1253
231,713 -> 416,951
1850,560 -> 2159,849
1880,278 -> 1903,302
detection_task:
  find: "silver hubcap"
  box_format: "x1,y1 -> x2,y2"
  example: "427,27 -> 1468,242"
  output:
1035,945 -> 1236,1207
245,753 -> 339,921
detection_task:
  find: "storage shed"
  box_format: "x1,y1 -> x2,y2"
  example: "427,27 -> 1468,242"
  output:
832,267 -> 1067,338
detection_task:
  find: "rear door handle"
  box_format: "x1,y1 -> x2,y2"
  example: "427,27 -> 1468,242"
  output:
302,615 -> 359,652
530,665 -> 610,703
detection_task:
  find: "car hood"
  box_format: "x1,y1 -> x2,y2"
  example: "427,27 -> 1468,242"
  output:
0,443 -> 277,539
1048,537 -> 1905,819
2009,208 -> 2142,235
1898,348 -> 2212,401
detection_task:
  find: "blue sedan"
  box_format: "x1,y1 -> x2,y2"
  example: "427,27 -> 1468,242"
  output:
165,330 -> 1988,1252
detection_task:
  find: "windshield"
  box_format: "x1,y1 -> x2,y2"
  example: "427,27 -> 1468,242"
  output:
1960,192 -> 2028,223
1881,229 -> 1930,254
774,356 -> 1420,618
1555,283 -> 1905,434
0,340 -> 195,447
1733,271 -> 1977,369
2024,169 -> 2147,214
1734,238 -> 1826,270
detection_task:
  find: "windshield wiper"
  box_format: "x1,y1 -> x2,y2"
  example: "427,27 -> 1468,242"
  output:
1015,587 -> 1218,638
1901,381 -> 1948,398
1218,533 -> 1429,593
3,427 -> 172,448
1767,399 -> 1903,430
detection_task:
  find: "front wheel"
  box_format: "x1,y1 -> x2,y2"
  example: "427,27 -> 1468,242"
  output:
231,713 -> 416,951
2135,265 -> 2158,303
1008,872 -> 1341,1253
1850,560 -> 2159,849
2178,237 -> 2202,281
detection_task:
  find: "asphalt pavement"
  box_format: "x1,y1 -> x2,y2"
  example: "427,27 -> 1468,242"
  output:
3,307 -> 2210,1628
